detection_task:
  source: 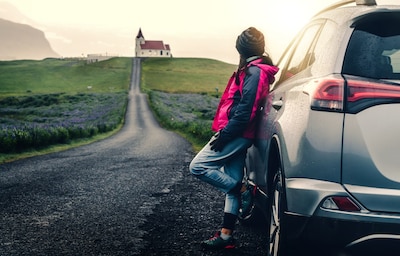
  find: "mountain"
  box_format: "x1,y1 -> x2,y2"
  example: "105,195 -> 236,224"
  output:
0,1 -> 59,60
0,1 -> 133,59
0,18 -> 59,60
0,1 -> 36,25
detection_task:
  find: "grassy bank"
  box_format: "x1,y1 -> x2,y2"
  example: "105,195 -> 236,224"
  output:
0,58 -> 132,163
141,58 -> 236,150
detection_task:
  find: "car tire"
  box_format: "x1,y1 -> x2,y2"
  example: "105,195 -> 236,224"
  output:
268,167 -> 289,256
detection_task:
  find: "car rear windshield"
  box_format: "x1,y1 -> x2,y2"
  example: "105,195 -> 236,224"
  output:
342,12 -> 400,80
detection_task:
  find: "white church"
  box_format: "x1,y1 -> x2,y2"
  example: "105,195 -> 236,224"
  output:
135,28 -> 172,58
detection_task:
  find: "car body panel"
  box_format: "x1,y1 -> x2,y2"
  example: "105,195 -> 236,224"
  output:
274,86 -> 344,183
285,178 -> 348,216
343,104 -> 400,212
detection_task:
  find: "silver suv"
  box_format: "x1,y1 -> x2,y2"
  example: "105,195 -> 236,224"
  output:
243,0 -> 400,255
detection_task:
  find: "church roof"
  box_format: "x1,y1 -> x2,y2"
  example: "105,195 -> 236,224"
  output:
140,40 -> 169,50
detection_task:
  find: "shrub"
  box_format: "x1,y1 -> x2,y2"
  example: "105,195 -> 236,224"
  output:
0,92 -> 127,153
147,91 -> 218,146
0,128 -> 17,152
57,126 -> 70,143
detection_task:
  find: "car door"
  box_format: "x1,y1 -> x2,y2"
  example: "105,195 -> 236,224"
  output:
270,20 -> 344,182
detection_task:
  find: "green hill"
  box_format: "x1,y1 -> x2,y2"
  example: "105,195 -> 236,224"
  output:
0,57 -> 235,96
141,57 -> 235,93
0,57 -> 132,96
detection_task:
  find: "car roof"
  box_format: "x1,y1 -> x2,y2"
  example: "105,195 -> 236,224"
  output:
274,1 -> 400,77
312,1 -> 400,26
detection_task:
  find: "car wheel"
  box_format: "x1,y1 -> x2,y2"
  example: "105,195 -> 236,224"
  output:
268,167 -> 289,256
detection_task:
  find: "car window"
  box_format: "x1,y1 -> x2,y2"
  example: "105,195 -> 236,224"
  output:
342,12 -> 400,80
270,38 -> 298,91
385,47 -> 400,73
274,23 -> 323,87
310,20 -> 338,74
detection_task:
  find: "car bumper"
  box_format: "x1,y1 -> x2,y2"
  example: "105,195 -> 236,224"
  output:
285,178 -> 400,250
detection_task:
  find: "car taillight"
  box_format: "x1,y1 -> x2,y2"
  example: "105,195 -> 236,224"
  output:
308,77 -> 344,112
308,76 -> 400,113
322,196 -> 361,212
346,77 -> 400,113
347,79 -> 400,98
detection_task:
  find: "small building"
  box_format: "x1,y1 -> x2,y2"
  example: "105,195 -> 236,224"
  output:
86,53 -> 117,63
135,28 -> 171,58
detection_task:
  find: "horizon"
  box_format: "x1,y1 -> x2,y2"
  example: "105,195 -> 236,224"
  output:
2,0 -> 400,64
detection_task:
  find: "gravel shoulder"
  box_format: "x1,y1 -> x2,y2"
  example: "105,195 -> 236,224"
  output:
140,158 -> 269,256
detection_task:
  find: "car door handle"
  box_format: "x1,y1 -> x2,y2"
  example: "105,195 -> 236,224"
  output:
272,100 -> 283,110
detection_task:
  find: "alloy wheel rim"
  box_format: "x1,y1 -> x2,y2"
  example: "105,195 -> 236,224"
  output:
269,173 -> 281,256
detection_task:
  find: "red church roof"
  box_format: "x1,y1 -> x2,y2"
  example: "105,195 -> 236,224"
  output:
140,40 -> 168,50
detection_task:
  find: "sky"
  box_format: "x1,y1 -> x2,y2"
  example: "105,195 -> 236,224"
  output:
5,0 -> 400,64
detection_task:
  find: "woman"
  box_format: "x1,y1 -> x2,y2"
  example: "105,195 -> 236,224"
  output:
189,27 -> 279,250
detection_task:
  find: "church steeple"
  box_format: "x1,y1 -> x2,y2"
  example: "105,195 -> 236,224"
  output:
135,28 -> 145,56
136,28 -> 144,39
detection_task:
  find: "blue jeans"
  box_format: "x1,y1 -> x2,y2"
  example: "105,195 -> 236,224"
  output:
189,134 -> 252,215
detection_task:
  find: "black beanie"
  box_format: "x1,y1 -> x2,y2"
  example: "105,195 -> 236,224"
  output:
236,27 -> 265,58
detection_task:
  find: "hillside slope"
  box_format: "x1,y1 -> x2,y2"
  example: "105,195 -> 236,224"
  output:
0,18 -> 59,60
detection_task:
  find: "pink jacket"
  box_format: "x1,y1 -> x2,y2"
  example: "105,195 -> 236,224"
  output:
211,59 -> 278,139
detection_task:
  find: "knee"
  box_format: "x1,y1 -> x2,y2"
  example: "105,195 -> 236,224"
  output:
189,159 -> 202,176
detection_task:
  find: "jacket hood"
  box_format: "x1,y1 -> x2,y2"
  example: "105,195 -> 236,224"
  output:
249,59 -> 279,84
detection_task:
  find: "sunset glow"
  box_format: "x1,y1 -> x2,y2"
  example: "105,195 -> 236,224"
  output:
3,0 -> 399,64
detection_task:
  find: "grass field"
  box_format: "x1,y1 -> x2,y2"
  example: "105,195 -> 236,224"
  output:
141,57 -> 235,94
0,57 -> 235,96
0,57 -> 132,96
0,57 -> 235,163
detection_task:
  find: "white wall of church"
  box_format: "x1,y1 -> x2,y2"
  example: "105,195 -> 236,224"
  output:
136,49 -> 171,58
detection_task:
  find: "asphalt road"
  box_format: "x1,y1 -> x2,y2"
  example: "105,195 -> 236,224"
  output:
0,58 -> 194,255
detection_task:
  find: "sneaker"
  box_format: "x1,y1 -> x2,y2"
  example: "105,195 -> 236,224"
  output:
201,231 -> 235,250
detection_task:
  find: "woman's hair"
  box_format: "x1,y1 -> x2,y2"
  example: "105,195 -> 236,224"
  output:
235,55 -> 274,85
238,55 -> 273,69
